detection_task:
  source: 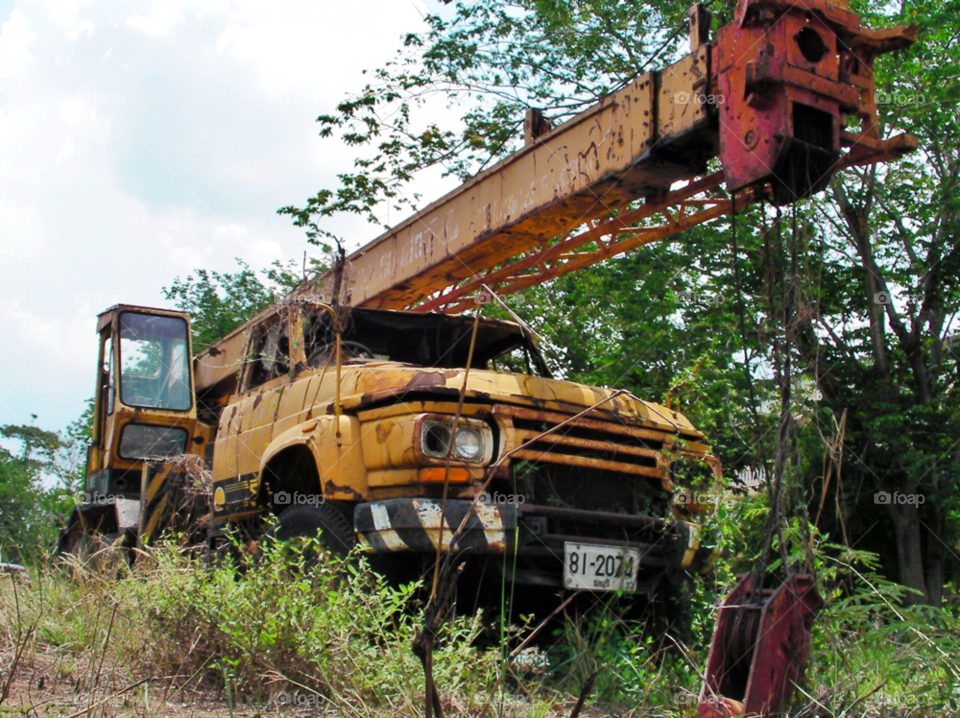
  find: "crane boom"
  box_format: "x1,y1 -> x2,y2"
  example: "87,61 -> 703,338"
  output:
197,0 -> 915,390
292,0 -> 915,314
328,48 -> 713,311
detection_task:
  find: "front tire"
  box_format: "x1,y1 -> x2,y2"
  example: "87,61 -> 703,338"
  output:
261,502 -> 357,567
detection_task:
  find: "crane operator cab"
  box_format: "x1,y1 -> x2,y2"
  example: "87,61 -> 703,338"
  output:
58,305 -> 208,558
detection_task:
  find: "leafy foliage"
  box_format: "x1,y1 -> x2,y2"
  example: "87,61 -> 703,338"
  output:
134,542 -> 497,712
4,499 -> 959,717
786,0 -> 960,602
0,415 -> 86,563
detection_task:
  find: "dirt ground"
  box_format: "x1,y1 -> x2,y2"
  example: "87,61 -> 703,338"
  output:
2,652 -> 611,718
3,649 -> 344,718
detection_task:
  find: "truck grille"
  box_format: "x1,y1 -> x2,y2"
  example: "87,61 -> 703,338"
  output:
491,405 -> 679,519
496,405 -> 673,484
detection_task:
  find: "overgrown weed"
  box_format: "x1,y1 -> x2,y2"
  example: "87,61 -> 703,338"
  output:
1,531 -> 958,717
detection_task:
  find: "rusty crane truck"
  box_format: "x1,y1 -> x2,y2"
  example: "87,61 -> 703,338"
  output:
61,0 -> 915,714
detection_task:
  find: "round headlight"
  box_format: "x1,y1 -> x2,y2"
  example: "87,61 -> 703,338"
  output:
454,427 -> 483,461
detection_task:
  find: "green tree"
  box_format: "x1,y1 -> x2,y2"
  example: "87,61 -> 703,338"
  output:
51,400 -> 95,512
0,424 -> 63,563
789,0 -> 960,604
281,0 -> 958,603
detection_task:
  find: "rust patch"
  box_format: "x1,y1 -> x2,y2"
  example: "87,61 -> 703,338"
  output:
323,479 -> 363,500
252,392 -> 264,410
375,420 -> 395,443
405,371 -> 448,388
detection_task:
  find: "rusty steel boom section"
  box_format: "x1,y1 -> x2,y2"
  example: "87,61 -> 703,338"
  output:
195,0 -> 916,388
306,0 -> 911,310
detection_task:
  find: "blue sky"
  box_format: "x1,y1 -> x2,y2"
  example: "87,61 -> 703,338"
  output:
0,0 -> 453,433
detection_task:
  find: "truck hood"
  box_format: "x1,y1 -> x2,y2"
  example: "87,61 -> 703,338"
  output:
335,362 -> 703,438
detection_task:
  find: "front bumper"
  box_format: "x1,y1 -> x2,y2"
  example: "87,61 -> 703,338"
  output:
354,498 -> 709,572
355,498 -> 519,554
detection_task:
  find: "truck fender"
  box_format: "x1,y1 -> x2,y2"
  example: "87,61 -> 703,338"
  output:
258,414 -> 368,504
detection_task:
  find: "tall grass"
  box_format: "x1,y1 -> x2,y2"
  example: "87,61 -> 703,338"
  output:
0,533 -> 958,717
0,541 -> 515,717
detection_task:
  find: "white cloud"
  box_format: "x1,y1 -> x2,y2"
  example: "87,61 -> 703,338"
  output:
214,2 -> 416,98
0,300 -> 90,359
0,9 -> 36,79
0,201 -> 43,258
0,300 -> 95,428
127,3 -> 184,36
67,18 -> 94,41
31,0 -> 96,39
0,0 -> 447,431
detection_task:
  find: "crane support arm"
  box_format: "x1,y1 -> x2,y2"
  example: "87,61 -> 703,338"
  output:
289,0 -> 916,314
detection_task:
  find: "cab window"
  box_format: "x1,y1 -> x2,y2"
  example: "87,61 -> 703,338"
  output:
244,315 -> 291,389
118,312 -> 192,411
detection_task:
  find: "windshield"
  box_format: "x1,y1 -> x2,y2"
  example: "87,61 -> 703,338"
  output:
301,306 -> 552,377
118,312 -> 192,411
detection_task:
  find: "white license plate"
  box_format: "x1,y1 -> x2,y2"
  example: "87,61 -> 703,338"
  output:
563,542 -> 640,593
